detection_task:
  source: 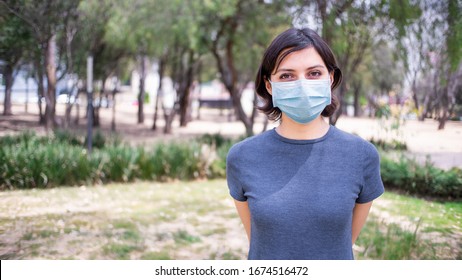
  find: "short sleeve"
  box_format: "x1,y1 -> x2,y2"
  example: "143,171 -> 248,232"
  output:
356,141 -> 385,203
226,144 -> 247,201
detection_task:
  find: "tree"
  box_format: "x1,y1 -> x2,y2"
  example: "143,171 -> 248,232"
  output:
73,0 -> 129,128
371,42 -> 404,98
437,0 -> 462,129
399,0 -> 462,129
107,0 -> 167,125
0,7 -> 32,116
296,0 -> 421,124
198,0 -> 291,136
0,0 -> 81,130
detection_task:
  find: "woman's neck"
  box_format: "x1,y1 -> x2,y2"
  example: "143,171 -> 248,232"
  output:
275,114 -> 330,140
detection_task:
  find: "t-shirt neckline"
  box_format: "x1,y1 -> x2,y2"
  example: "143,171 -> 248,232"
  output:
270,125 -> 334,144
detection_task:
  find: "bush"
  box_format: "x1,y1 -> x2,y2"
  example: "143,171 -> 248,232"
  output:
369,137 -> 407,151
2,131 -> 461,200
53,129 -> 84,146
0,139 -> 98,189
197,133 -> 237,178
380,155 -> 462,199
0,132 -> 236,190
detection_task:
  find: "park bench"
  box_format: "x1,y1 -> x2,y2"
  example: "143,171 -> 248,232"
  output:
197,98 -> 234,121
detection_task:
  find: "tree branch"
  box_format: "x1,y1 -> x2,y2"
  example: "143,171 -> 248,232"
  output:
0,0 -> 42,38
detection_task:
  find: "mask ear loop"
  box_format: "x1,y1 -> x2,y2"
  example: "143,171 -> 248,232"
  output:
264,76 -> 273,95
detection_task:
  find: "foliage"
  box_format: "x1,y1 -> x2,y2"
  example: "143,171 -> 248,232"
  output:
369,137 -> 407,151
0,132 -> 235,189
1,131 -> 461,201
380,155 -> 462,199
0,5 -> 32,64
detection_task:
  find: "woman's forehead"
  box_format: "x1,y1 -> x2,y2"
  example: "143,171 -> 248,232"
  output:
275,47 -> 325,71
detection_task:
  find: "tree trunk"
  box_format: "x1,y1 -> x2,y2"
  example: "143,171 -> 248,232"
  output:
438,70 -> 457,129
228,86 -> 253,136
33,54 -> 46,124
178,86 -> 191,127
153,55 -> 167,131
330,82 -> 347,125
179,52 -> 195,127
437,85 -> 448,129
64,92 -> 74,129
25,77 -> 29,113
411,78 -> 420,115
352,80 -> 362,117
3,63 -> 13,116
111,86 -> 117,132
163,105 -> 176,134
95,77 -> 107,127
211,42 -> 254,135
44,35 -> 57,130
138,55 -> 146,124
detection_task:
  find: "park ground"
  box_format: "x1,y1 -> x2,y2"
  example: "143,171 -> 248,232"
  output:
0,91 -> 461,259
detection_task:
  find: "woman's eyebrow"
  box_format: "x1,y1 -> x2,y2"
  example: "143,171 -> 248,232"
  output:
305,64 -> 326,70
275,68 -> 295,73
275,64 -> 326,73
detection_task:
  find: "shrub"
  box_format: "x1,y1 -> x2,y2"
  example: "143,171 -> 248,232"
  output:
380,155 -> 462,199
2,131 -> 461,200
0,139 -> 97,189
53,129 -> 84,146
369,137 -> 407,151
100,145 -> 140,182
0,132 -> 235,189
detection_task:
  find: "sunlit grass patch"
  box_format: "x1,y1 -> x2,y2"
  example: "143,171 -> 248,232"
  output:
201,227 -> 228,237
173,230 -> 201,245
209,250 -> 241,260
375,191 -> 462,235
103,243 -> 142,259
356,217 -> 438,260
140,251 -> 171,260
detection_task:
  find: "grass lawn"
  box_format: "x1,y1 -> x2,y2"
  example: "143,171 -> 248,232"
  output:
357,192 -> 462,260
0,180 -> 247,260
0,179 -> 460,260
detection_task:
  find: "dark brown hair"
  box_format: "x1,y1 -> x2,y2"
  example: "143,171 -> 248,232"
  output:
255,27 -> 342,121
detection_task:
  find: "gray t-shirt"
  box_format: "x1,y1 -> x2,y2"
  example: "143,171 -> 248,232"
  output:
226,126 -> 384,260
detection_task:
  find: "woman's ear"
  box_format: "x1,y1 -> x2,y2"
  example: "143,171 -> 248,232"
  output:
265,78 -> 272,95
330,72 -> 334,85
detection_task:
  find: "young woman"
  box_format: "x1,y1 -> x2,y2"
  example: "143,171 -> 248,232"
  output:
226,27 -> 384,260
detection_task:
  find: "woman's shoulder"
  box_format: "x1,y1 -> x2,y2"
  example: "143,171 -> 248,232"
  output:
330,126 -> 378,154
227,130 -> 273,158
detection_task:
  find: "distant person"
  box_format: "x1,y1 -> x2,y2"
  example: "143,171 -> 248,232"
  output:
226,27 -> 384,260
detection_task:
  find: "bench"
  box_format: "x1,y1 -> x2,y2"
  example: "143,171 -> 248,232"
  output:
197,98 -> 234,120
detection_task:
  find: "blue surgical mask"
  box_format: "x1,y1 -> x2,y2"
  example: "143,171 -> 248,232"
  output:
270,79 -> 331,124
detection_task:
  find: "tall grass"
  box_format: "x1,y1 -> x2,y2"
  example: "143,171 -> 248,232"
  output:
356,217 -> 442,259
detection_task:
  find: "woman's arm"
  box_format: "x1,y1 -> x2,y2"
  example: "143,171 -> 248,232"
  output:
351,201 -> 373,245
234,199 -> 251,242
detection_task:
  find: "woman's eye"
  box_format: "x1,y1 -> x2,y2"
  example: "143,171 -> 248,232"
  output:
308,71 -> 322,78
279,73 -> 292,80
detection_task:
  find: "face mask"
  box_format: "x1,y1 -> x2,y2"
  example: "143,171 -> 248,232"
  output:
270,79 -> 331,124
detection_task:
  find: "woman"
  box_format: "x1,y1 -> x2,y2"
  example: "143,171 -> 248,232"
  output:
226,27 -> 384,260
